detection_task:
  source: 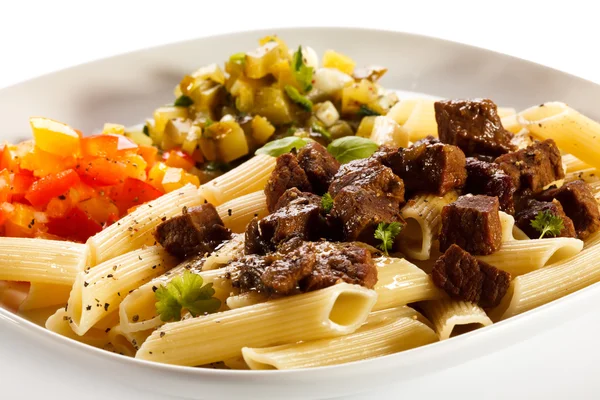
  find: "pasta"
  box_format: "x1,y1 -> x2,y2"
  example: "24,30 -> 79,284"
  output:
216,191 -> 268,233
202,233 -> 245,270
387,99 -> 438,141
67,246 -> 177,335
398,192 -> 458,260
45,308 -> 111,348
18,283 -> 72,311
87,184 -> 204,265
0,238 -> 88,285
242,306 -> 437,369
136,283 -> 377,366
108,324 -> 153,357
562,154 -> 591,173
420,299 -> 492,340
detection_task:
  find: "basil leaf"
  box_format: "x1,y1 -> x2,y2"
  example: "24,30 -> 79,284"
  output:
256,136 -> 313,157
174,95 -> 194,107
284,85 -> 312,112
327,136 -> 379,163
357,105 -> 381,117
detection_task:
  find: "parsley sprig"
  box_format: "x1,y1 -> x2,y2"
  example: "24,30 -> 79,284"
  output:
155,270 -> 221,322
374,222 -> 403,255
530,210 -> 564,239
321,193 -> 334,213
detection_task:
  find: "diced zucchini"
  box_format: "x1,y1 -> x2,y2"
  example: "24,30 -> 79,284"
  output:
312,68 -> 353,97
197,84 -> 224,111
177,75 -> 200,97
314,101 -> 340,127
102,123 -> 125,135
191,63 -> 225,85
245,41 -> 283,79
181,125 -> 202,155
322,50 -> 356,75
199,120 -> 249,163
329,121 -> 354,139
252,87 -> 294,125
356,116 -> 377,138
251,115 -> 276,145
125,130 -> 154,147
153,106 -> 189,143
162,118 -> 192,151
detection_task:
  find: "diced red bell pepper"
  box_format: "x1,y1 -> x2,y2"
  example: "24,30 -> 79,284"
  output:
80,134 -> 138,158
77,196 -> 119,225
10,172 -> 35,202
109,177 -> 163,215
46,207 -> 102,243
19,145 -> 78,177
0,146 -> 20,173
0,170 -> 12,203
138,145 -> 159,169
25,169 -> 80,207
162,148 -> 195,171
3,203 -> 47,238
77,154 -> 146,187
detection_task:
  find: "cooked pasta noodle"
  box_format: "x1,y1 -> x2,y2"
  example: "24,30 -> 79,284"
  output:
226,292 -> 268,310
387,99 -> 437,141
45,308 -> 111,348
562,154 -> 591,173
420,299 -> 492,340
216,191 -> 268,233
108,324 -> 153,357
18,283 -> 72,311
202,234 -> 245,270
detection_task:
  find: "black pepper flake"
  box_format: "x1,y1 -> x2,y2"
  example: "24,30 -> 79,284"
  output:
86,305 -> 92,311
161,216 -> 167,222
132,314 -> 139,322
58,195 -> 66,200
84,281 -> 89,287
149,351 -> 153,355
138,255 -> 142,261
182,206 -> 188,214
105,328 -> 111,333
152,265 -> 157,269
107,274 -> 113,278
117,292 -> 121,296
63,316 -> 69,321
254,213 -> 258,217
203,199 -> 208,204
227,209 -> 232,216
152,286 -> 158,292
104,303 -> 110,311
112,265 -> 117,271
160,332 -> 165,338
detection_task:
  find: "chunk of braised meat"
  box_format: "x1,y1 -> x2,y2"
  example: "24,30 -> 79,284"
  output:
245,217 -> 271,255
296,142 -> 340,195
264,153 -> 312,212
537,180 -> 600,239
515,199 -> 576,239
328,158 -> 405,203
370,144 -> 402,168
154,204 -> 231,259
465,158 -> 516,214
431,244 -> 511,308
439,195 -> 502,255
232,239 -> 378,295
435,99 -> 516,157
330,185 -> 405,244
494,139 -> 564,194
394,139 -> 467,196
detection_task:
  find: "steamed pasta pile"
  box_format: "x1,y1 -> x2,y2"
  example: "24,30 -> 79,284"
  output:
2,96 -> 600,369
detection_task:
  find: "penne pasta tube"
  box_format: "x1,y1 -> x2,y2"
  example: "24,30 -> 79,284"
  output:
136,283 -> 377,366
119,264 -> 235,333
398,192 -> 458,260
490,232 -> 600,321
0,238 -> 88,285
199,154 -> 276,206
562,154 -> 591,173
216,191 -> 268,233
0,281 -> 29,312
500,114 -> 524,134
518,102 -> 600,170
226,292 -> 268,310
108,324 -> 153,357
476,237 -> 583,276
373,257 -> 443,311
46,308 -> 111,348
202,234 -> 245,271
497,107 -> 516,118
564,168 -> 600,184
401,99 -> 438,141
420,299 -> 492,340
18,283 -> 72,311
20,305 -> 60,327
241,306 -> 437,370
67,246 -> 177,335
87,184 -> 205,265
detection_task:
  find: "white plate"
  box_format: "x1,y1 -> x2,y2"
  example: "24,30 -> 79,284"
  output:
2,27 -> 600,400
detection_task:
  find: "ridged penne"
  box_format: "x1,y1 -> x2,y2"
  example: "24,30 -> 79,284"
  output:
202,233 -> 245,270
242,306 -> 437,370
373,257 -> 443,311
136,283 -> 377,366
199,154 -> 275,206
387,99 -> 437,141
216,191 -> 268,233
45,308 -> 111,348
476,237 -> 583,276
18,283 -> 72,311
562,154 -> 591,173
564,168 -> 600,184
226,292 -> 268,310
108,324 -> 153,357
0,238 -> 88,285
420,299 -> 492,340
67,246 -> 177,335
398,192 -> 458,260
87,184 -> 205,265
490,232 -> 600,321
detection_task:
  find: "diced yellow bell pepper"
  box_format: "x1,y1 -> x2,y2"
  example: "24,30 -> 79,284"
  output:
356,116 -> 378,138
102,123 -> 125,135
322,50 -> 356,75
245,41 -> 283,79
258,35 -> 290,59
196,85 -> 224,111
162,167 -> 200,192
147,162 -> 169,190
251,115 -> 276,145
30,117 -> 80,157
125,130 -> 154,147
341,80 -> 379,115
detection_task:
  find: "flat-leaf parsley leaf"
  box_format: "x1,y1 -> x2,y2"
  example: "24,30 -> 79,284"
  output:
374,222 -> 403,255
530,210 -> 564,239
321,193 -> 334,213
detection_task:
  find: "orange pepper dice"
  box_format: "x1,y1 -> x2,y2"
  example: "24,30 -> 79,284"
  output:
30,117 -> 81,158
25,169 -> 80,207
162,148 -> 195,171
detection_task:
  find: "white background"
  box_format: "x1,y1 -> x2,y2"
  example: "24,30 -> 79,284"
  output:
1,1 -> 600,399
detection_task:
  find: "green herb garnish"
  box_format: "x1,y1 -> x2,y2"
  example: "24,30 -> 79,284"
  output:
291,46 -> 313,92
174,95 -> 194,107
311,122 -> 332,142
255,136 -> 313,157
204,161 -> 231,172
284,85 -> 313,112
155,270 -> 221,322
142,124 -> 150,136
530,210 -> 564,239
321,193 -> 334,213
327,136 -> 379,164
357,105 -> 381,117
229,52 -> 246,65
374,222 -> 403,255
204,118 -> 214,128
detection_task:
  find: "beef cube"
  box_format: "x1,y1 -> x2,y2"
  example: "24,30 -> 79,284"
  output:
244,217 -> 271,255
233,240 -> 378,296
435,99 -> 516,157
154,204 -> 231,259
394,140 -> 467,196
515,199 -> 576,239
431,244 -> 511,308
439,195 -> 502,255
264,153 -> 312,212
330,185 -> 405,244
328,158 -> 404,203
495,139 -> 564,194
370,145 -> 403,168
296,142 -> 340,195
259,189 -> 323,246
537,180 -> 600,239
465,157 -> 516,214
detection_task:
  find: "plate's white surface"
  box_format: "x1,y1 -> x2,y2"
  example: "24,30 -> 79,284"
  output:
2,28 -> 600,400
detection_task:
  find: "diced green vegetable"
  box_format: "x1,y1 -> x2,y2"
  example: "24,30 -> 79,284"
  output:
321,193 -> 334,213
284,85 -> 313,112
311,122 -> 332,142
174,95 -> 194,107
229,52 -> 246,65
357,105 -> 381,117
291,46 -> 313,92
